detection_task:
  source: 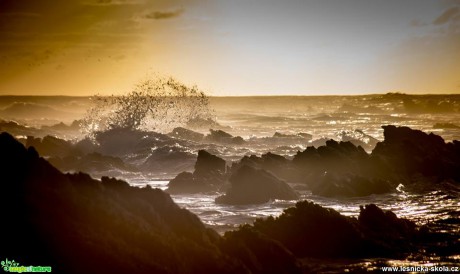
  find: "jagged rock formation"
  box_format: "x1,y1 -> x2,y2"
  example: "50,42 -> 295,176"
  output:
167,150 -> 227,193
0,131 -> 299,274
230,152 -> 301,184
1,131 -> 456,273
204,129 -> 245,145
168,127 -> 205,142
372,125 -> 460,182
250,201 -> 418,258
215,165 -> 298,205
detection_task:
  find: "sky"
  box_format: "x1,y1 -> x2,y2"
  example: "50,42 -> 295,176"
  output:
0,0 -> 459,96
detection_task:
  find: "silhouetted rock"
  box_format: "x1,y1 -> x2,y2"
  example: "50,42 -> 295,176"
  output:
41,120 -> 81,131
168,127 -> 204,142
231,152 -> 302,184
0,132 -> 276,274
220,225 -> 301,274
250,201 -> 418,258
310,173 -> 393,197
194,150 -> 226,176
167,150 -> 227,193
215,165 -> 298,205
26,135 -> 80,157
0,119 -> 40,136
372,125 -> 460,182
292,140 -> 382,197
358,204 -> 417,250
338,129 -> 379,151
0,133 -> 310,273
141,146 -> 196,174
49,152 -> 137,175
94,127 -> 173,156
273,132 -> 312,140
205,129 -> 245,145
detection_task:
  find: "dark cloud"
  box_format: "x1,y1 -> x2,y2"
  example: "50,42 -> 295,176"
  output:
83,0 -> 143,6
433,7 -> 460,25
145,9 -> 184,20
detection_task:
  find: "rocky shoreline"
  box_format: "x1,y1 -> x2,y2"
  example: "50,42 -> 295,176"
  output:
1,129 -> 459,273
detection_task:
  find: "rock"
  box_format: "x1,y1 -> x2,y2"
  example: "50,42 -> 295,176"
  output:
0,132 -> 268,274
49,152 -> 137,175
293,140 -> 374,192
215,165 -> 298,205
372,125 -> 460,182
252,201 -> 363,257
194,150 -> 226,176
26,135 -> 80,157
167,127 -> 204,142
358,204 -> 418,256
310,173 -> 394,198
337,129 -> 379,151
167,150 -> 227,194
0,119 -> 40,137
204,129 -> 245,145
290,126 -> 460,197
220,225 -> 301,274
273,132 -> 312,140
94,128 -> 173,156
250,201 -> 418,258
141,146 -> 196,174
230,152 -> 302,184
297,132 -> 313,140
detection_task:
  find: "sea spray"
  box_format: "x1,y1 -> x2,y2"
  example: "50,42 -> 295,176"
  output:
80,76 -> 214,139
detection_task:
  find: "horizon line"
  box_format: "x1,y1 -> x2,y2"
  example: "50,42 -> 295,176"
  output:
0,92 -> 460,97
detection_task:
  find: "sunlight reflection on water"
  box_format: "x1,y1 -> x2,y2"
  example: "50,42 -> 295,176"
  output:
130,180 -> 459,234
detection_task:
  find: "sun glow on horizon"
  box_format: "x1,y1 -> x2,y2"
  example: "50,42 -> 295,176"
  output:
0,0 -> 459,96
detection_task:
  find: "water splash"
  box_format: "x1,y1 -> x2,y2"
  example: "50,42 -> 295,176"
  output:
80,76 -> 214,139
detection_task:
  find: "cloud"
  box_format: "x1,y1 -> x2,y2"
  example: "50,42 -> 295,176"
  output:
433,7 -> 460,25
83,0 -> 144,6
145,9 -> 184,20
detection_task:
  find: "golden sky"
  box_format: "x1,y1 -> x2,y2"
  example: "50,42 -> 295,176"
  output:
0,0 -> 459,96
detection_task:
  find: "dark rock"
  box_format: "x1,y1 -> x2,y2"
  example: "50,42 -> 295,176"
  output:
273,132 -> 312,140
0,119 -> 40,137
215,165 -> 298,205
167,150 -> 227,194
310,173 -> 394,198
252,201 -> 363,258
204,129 -> 245,145
337,129 -> 379,151
94,128 -> 172,156
231,152 -> 302,184
26,135 -> 80,157
141,146 -> 196,174
292,140 -> 383,197
168,127 -> 204,142
297,132 -> 313,139
49,152 -> 137,175
250,201 -> 418,258
372,125 -> 460,182
220,225 -> 301,274
194,150 -> 226,177
0,132 -> 266,274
